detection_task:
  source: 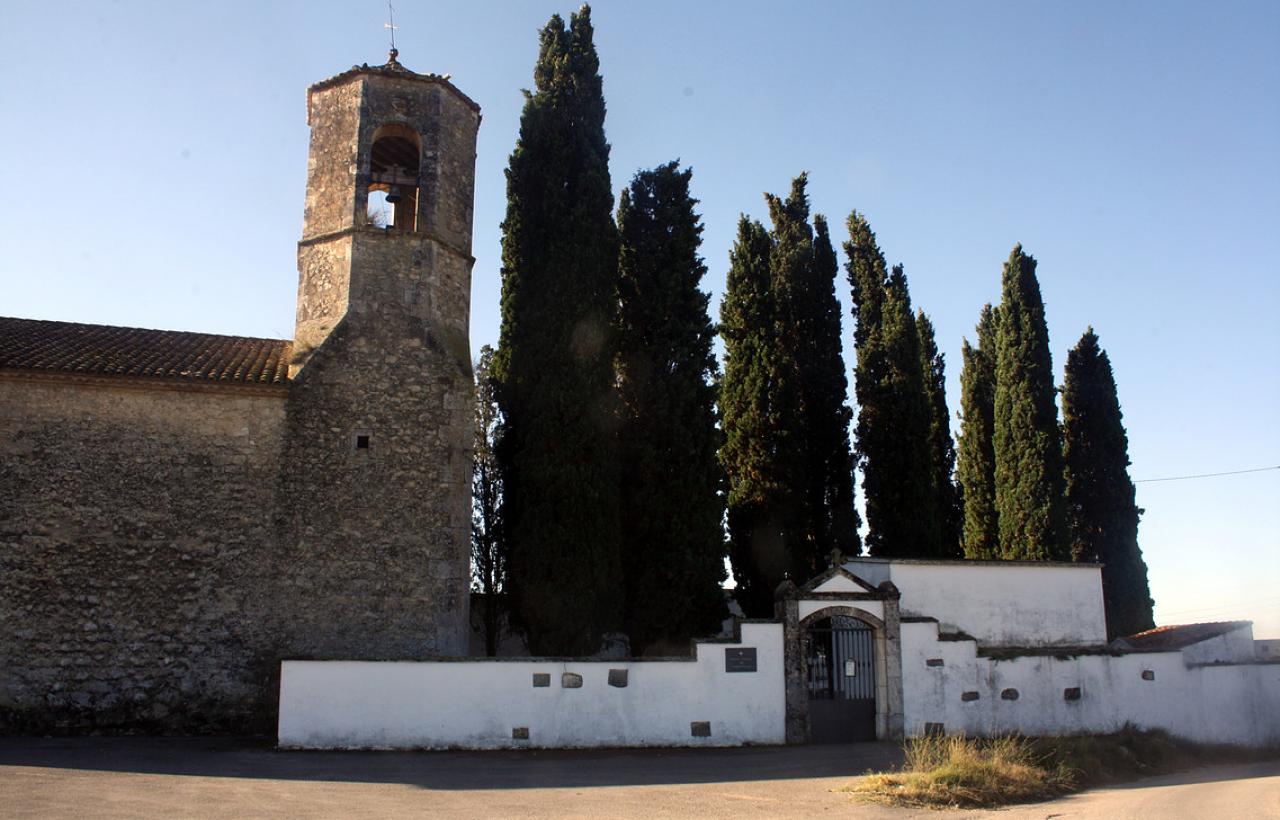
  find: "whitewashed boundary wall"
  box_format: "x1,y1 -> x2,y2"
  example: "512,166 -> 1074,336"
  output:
278,622 -> 785,749
846,558 -> 1107,647
900,620 -> 1280,747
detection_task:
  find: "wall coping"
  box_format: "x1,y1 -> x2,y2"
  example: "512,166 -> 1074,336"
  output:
846,556 -> 1104,570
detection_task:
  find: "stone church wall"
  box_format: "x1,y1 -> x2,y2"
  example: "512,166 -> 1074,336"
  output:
273,305 -> 472,661
0,378 -> 287,732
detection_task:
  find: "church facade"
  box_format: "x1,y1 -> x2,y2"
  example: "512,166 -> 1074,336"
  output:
0,54 -> 479,733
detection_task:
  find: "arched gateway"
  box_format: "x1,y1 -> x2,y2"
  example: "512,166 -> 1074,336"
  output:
803,612 -> 878,742
777,559 -> 906,743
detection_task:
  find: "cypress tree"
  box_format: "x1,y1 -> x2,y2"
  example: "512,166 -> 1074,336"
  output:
721,178 -> 861,615
764,177 -> 860,576
993,245 -> 1068,560
471,345 -> 505,656
845,214 -> 937,557
1062,328 -> 1155,639
957,305 -> 1000,558
616,162 -> 727,653
917,312 -> 962,558
494,6 -> 621,655
808,214 -> 861,561
720,216 -> 783,616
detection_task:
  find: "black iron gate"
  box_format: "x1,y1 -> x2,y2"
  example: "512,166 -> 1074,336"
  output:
805,615 -> 876,743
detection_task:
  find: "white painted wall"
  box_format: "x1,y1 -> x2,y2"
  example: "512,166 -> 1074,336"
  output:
1181,625 -> 1256,664
847,558 -> 1107,646
279,622 -> 785,750
900,620 -> 1280,747
798,598 -> 884,624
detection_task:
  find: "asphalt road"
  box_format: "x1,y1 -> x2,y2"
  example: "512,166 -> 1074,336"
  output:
958,759 -> 1280,820
2,737 -> 1276,819
0,736 -> 911,819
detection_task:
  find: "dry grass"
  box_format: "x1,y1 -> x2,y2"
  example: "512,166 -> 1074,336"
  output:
845,727 -> 1269,809
847,733 -> 1071,808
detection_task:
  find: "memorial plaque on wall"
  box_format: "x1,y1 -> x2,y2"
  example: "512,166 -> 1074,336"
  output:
725,647 -> 757,672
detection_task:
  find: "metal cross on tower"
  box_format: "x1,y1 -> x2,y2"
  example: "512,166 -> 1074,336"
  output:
385,2 -> 399,54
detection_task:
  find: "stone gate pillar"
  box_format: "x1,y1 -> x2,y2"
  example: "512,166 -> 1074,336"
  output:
775,580 -> 808,744
880,581 -> 905,740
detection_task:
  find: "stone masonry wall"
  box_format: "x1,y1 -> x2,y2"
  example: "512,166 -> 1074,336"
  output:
0,66 -> 481,734
274,307 -> 472,659
273,68 -> 479,660
0,377 -> 286,732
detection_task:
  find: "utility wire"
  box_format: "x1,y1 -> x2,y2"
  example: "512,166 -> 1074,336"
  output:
1156,596 -> 1280,617
1134,465 -> 1280,484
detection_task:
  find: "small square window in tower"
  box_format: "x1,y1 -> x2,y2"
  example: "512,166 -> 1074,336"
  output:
368,123 -> 422,231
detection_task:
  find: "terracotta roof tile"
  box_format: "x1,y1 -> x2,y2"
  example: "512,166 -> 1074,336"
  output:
1115,621 -> 1251,651
0,317 -> 291,386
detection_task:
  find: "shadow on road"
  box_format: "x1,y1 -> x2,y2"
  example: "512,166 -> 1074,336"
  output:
1092,757 -> 1280,791
0,737 -> 903,790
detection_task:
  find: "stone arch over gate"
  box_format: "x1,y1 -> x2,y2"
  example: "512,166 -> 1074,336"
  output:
798,606 -> 890,742
776,564 -> 905,743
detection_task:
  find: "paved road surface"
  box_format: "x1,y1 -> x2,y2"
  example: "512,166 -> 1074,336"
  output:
2,737 -> 1276,818
957,760 -> 1280,820
1,737 -> 913,819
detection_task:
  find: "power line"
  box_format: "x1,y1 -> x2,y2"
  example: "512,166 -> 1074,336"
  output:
1156,596 -> 1280,618
1134,465 -> 1280,484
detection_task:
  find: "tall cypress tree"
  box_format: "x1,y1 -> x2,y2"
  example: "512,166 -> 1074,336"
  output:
721,179 -> 861,616
765,177 -> 860,576
808,215 -> 861,560
494,6 -> 621,655
917,312 -> 962,558
720,216 -> 783,616
1062,328 -> 1155,639
616,162 -> 727,653
993,245 -> 1068,561
846,214 -> 937,557
957,305 -> 1000,558
471,345 -> 505,656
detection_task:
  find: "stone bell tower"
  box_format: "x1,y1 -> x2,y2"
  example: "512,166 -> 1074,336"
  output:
275,51 -> 480,658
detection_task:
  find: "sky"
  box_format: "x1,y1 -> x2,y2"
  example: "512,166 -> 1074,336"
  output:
2,1 -> 1277,637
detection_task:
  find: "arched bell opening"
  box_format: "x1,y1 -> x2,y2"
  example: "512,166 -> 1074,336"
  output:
367,123 -> 422,231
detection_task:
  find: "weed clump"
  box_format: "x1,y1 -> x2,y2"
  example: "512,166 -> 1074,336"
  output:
849,733 -> 1069,808
846,726 -> 1267,809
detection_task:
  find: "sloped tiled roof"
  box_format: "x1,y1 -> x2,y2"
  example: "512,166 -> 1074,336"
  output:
1115,621 -> 1251,651
0,317 -> 291,386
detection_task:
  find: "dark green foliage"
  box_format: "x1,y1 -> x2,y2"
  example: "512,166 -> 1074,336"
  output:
720,216 -> 783,616
471,345 -> 505,656
494,6 -> 621,655
764,178 -> 861,575
993,245 -> 1069,560
958,305 -> 1000,558
1062,328 -> 1154,639
615,162 -> 727,653
845,214 -> 937,557
807,215 -> 861,562
720,176 -> 859,615
917,312 -> 962,558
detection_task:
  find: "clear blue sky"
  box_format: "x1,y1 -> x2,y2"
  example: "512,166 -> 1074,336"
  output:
2,1 -> 1276,637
